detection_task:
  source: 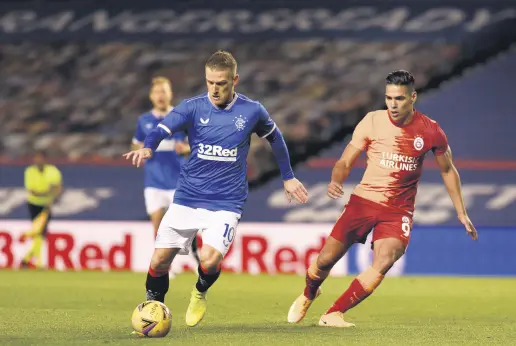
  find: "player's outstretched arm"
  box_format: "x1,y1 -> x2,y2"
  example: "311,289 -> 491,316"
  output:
123,125 -> 169,167
123,148 -> 153,168
327,144 -> 362,199
264,127 -> 308,204
125,102 -> 191,167
132,116 -> 145,151
131,142 -> 143,151
435,147 -> 478,241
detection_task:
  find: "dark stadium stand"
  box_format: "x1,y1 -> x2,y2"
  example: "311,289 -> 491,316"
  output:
0,40 -> 462,179
0,0 -> 514,184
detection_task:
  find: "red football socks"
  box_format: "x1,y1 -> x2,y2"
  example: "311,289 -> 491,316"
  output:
303,262 -> 330,300
326,266 -> 384,314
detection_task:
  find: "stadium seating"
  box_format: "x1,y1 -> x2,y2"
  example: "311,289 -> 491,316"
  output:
0,40 -> 462,178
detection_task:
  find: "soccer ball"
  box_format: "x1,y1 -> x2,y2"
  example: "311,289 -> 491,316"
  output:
131,300 -> 172,337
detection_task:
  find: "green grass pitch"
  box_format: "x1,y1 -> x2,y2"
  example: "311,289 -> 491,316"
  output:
0,271 -> 515,345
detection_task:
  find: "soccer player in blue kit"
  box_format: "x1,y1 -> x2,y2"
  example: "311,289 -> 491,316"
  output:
124,51 -> 309,327
132,77 -> 200,277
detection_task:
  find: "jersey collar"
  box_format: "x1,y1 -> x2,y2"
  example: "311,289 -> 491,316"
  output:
388,109 -> 418,128
207,92 -> 239,111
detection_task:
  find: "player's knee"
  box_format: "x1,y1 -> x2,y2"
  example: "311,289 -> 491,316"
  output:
200,257 -> 221,274
373,248 -> 405,273
199,249 -> 221,271
150,258 -> 170,271
199,249 -> 222,274
316,252 -> 338,271
372,255 -> 393,273
150,249 -> 176,270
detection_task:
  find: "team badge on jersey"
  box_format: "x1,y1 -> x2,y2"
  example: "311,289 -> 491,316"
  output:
413,136 -> 424,151
234,115 -> 247,131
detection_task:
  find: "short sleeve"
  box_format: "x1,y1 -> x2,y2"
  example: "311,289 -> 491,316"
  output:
254,103 -> 276,138
349,113 -> 372,151
133,117 -> 145,144
24,168 -> 33,190
49,167 -> 63,185
159,101 -> 192,134
432,123 -> 449,156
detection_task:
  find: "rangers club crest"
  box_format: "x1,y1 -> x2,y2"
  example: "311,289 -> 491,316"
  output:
234,115 -> 247,131
413,136 -> 424,151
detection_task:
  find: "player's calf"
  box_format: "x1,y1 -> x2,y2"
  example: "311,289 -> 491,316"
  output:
145,248 -> 178,303
321,236 -> 406,324
146,267 -> 169,303
195,245 -> 223,293
325,266 -> 384,316
304,260 -> 330,299
186,246 -> 222,327
287,261 -> 328,323
303,235 -> 351,300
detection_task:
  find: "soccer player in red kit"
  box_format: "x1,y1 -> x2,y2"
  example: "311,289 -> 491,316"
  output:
287,70 -> 478,328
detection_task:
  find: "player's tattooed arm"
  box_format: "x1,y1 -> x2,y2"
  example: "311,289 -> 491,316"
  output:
435,147 -> 478,241
328,144 -> 362,199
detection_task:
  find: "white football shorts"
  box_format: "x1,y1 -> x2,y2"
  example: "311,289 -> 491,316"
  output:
144,187 -> 176,215
154,203 -> 240,257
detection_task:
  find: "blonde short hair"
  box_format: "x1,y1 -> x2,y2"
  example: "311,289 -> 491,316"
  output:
205,50 -> 237,76
151,76 -> 172,91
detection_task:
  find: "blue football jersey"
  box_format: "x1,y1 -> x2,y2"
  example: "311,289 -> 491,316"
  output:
157,93 -> 276,214
133,111 -> 187,190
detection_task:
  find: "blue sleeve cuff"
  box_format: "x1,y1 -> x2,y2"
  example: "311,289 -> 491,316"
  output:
265,127 -> 295,180
143,126 -> 170,152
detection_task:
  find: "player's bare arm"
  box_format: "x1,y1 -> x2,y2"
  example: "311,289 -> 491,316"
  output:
49,183 -> 63,203
284,178 -> 309,204
125,119 -> 175,167
175,141 -> 191,155
131,142 -> 143,151
123,148 -> 153,168
28,189 -> 51,197
435,147 -> 478,241
328,144 -> 362,199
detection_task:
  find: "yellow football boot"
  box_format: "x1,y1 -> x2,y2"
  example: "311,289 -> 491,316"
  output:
185,287 -> 207,327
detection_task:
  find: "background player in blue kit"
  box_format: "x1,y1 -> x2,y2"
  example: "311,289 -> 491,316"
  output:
132,77 -> 200,276
124,51 -> 309,327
